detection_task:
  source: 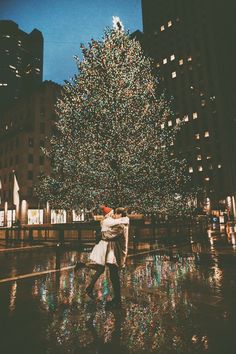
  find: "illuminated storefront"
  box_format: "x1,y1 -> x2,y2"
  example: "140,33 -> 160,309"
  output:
28,209 -> 43,225
51,209 -> 66,224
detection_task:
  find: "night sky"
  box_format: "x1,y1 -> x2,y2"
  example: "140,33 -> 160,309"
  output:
0,0 -> 142,84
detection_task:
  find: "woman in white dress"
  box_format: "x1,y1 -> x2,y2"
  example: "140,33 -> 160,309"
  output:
74,206 -> 129,306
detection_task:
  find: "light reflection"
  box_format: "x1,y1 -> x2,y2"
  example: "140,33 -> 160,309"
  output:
9,281 -> 17,311
26,253 -> 217,352
3,248 -> 233,353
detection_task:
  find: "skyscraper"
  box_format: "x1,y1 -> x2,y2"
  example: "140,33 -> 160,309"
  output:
0,20 -> 43,111
141,0 -> 236,216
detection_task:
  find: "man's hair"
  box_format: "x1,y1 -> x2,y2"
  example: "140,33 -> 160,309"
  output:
115,207 -> 127,217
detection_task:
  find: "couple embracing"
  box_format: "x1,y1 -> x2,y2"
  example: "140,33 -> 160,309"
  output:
74,205 -> 129,310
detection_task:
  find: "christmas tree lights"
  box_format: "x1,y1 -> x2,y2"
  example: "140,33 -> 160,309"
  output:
36,20 -> 195,215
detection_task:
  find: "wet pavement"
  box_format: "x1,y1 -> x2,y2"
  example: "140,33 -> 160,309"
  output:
0,232 -> 236,354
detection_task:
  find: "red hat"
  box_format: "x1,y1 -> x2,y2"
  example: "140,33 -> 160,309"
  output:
100,205 -> 113,216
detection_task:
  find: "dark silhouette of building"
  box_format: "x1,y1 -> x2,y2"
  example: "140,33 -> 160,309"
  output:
0,20 -> 43,111
0,81 -> 61,225
141,0 -> 236,216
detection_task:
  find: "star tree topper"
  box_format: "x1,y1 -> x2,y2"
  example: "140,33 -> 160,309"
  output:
112,16 -> 124,31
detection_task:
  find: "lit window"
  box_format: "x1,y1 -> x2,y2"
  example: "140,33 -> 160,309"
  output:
163,58 -> 167,64
204,131 -> 209,137
205,177 -> 210,181
197,155 -> 202,160
193,112 -> 198,119
188,56 -> 192,62
218,164 -> 222,169
189,167 -> 193,173
9,65 -> 16,70
201,99 -> 206,107
210,95 -> 216,101
195,133 -> 200,140
184,115 -> 189,122
176,118 -> 181,124
161,123 -> 165,129
170,54 -> 175,61
179,59 -> 184,65
206,156 -> 211,160
168,120 -> 172,127
172,71 -> 177,78
198,166 -> 203,171
161,25 -> 165,31
16,74 -> 21,78
156,63 -> 160,68
35,68 -> 40,72
168,20 -> 172,27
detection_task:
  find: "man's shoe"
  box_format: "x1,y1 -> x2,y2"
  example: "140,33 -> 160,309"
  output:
74,262 -> 85,272
105,299 -> 122,310
85,287 -> 95,300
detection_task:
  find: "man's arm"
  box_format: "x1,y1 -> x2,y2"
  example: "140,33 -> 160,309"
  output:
102,224 -> 124,240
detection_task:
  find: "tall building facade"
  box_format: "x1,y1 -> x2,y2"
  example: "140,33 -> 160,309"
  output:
0,20 -> 43,111
0,81 -> 61,225
141,0 -> 236,216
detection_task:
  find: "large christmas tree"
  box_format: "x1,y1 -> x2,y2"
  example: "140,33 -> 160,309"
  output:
37,18 -> 194,216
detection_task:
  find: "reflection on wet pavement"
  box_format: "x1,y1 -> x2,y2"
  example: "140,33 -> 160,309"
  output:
0,243 -> 236,354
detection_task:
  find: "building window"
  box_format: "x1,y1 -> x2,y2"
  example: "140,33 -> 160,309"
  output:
156,63 -> 160,68
176,118 -> 181,124
172,71 -> 177,78
168,20 -> 172,27
204,131 -> 210,137
161,25 -> 165,31
195,133 -> 200,140
184,115 -> 189,122
198,166 -> 203,171
28,171 -> 33,180
163,58 -> 167,64
28,138 -> 34,147
205,177 -> 210,181
161,123 -> 165,130
170,54 -> 175,61
168,120 -> 172,127
28,154 -> 34,163
189,167 -> 193,173
187,56 -> 192,62
201,99 -> 206,107
193,112 -> 198,119
197,155 -> 202,161
218,164 -> 222,168
179,59 -> 184,66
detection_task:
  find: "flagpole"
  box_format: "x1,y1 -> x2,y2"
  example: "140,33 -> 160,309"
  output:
13,170 -> 20,225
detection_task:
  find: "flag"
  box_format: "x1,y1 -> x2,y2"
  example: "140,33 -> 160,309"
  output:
13,173 -> 20,206
0,177 -> 2,204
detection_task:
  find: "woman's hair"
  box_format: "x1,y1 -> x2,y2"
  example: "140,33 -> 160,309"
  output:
115,207 -> 127,217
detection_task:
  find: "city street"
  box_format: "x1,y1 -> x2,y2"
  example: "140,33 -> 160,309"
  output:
0,233 -> 236,354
